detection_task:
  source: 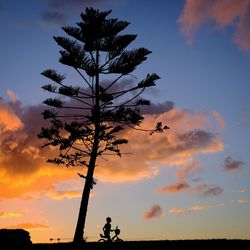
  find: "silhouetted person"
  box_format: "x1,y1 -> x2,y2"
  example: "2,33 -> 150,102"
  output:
102,217 -> 113,241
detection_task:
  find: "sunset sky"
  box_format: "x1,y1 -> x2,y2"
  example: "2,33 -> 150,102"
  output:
1,0 -> 250,243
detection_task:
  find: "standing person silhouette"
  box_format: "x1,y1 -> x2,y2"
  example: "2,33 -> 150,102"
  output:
102,217 -> 113,241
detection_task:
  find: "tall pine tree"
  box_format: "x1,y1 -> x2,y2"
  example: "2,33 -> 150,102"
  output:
38,7 -> 168,244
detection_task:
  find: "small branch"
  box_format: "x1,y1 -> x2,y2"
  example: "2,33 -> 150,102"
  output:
117,121 -> 153,132
100,86 -> 138,108
99,152 -> 133,156
78,139 -> 92,153
55,114 -> 90,118
104,74 -> 123,91
110,87 -> 145,112
71,145 -> 90,155
89,52 -> 96,65
67,95 -> 93,107
74,67 -> 94,93
59,106 -> 92,110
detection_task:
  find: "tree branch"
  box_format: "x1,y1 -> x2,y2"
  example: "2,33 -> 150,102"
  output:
74,67 -> 94,93
110,87 -> 145,112
104,74 -> 124,91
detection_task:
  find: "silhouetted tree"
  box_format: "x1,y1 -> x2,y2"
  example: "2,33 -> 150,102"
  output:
38,7 -> 168,244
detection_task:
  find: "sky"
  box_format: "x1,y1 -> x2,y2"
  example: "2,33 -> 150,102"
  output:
0,0 -> 250,243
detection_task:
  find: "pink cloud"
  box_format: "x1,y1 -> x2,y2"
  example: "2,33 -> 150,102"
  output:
168,207 -> 186,215
7,89 -> 19,103
144,204 -> 164,220
155,179 -> 223,197
212,111 -> 225,131
189,205 -> 212,211
169,200 -> 250,217
176,161 -> 201,182
169,203 -> 214,216
155,182 -> 190,193
179,0 -> 250,51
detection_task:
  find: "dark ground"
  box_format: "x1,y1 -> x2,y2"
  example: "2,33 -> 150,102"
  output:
29,240 -> 249,250
2,240 -> 249,250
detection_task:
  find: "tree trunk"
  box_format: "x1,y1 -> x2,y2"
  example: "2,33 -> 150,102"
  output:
72,148 -> 98,243
73,50 -> 100,244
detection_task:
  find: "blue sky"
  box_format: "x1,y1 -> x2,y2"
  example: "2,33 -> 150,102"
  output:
0,0 -> 250,243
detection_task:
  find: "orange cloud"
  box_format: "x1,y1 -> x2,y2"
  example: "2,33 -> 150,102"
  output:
155,182 -> 190,193
189,205 -> 212,211
169,203 -> 215,216
43,189 -> 82,200
96,108 -> 223,182
0,93 -> 224,200
0,166 -> 80,200
144,204 -> 164,220
168,208 -> 186,215
0,211 -> 22,219
179,0 -> 250,51
6,223 -> 50,231
0,99 -> 23,132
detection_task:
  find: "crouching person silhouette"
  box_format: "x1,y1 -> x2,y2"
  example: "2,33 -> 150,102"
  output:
98,217 -> 123,242
100,217 -> 113,242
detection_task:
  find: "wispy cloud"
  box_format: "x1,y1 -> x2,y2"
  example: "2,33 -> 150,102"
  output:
6,223 -> 51,231
156,182 -> 223,197
155,182 -> 190,193
169,199 -> 249,216
168,207 -> 186,215
0,211 -> 22,219
155,159 -> 223,197
178,0 -> 250,52
7,90 -> 19,103
223,156 -> 244,172
144,204 -> 164,220
237,199 -> 249,204
176,161 -> 201,182
237,120 -> 250,127
233,189 -> 250,193
212,111 -> 225,131
41,11 -> 65,25
0,99 -> 23,132
189,204 -> 212,211
193,184 -> 223,197
41,0 -> 111,25
41,186 -> 82,200
169,202 -> 223,216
